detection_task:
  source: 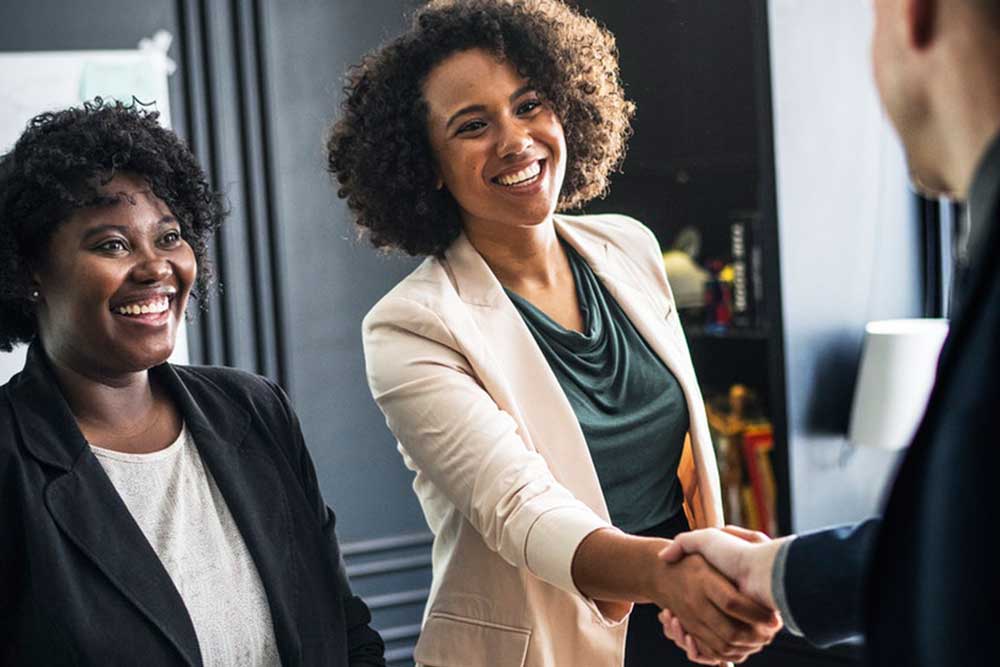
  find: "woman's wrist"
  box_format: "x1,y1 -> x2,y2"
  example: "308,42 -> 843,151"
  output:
572,528 -> 671,605
640,537 -> 676,605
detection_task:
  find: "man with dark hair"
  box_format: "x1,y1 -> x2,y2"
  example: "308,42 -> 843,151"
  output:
659,0 -> 1000,664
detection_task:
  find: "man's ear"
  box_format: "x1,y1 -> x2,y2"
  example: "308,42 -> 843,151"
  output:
907,0 -> 938,49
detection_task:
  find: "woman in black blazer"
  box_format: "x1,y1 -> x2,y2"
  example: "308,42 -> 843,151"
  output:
0,99 -> 385,666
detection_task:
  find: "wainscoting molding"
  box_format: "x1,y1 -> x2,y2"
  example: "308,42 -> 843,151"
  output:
343,532 -> 434,666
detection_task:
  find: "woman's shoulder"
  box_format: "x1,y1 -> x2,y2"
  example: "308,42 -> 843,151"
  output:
173,362 -> 266,388
363,256 -> 462,331
171,364 -> 289,413
556,212 -> 660,251
556,212 -> 665,272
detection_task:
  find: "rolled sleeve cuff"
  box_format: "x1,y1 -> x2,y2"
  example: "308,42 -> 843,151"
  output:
523,506 -> 628,626
771,537 -> 803,636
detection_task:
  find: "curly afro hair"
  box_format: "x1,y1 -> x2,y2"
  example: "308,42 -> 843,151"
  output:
327,0 -> 635,257
0,98 -> 225,352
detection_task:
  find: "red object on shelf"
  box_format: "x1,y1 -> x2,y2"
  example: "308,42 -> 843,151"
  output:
741,425 -> 777,537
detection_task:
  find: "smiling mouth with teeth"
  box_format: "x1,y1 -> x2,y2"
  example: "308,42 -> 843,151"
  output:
494,160 -> 543,187
113,297 -> 171,317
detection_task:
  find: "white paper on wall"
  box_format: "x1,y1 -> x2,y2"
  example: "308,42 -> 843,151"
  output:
0,33 -> 187,384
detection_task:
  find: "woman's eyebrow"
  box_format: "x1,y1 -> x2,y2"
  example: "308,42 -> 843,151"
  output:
445,104 -> 487,131
80,216 -> 177,242
444,85 -> 537,131
80,224 -> 129,242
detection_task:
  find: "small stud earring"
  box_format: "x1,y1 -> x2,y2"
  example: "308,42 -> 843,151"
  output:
30,290 -> 39,300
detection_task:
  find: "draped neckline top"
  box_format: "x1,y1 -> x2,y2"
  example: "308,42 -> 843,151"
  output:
506,240 -> 689,533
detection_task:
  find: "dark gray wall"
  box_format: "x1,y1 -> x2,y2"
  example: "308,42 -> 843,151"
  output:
258,0 -> 424,542
256,4 -> 432,660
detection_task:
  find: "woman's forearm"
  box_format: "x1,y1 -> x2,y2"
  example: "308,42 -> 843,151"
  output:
571,527 -> 667,608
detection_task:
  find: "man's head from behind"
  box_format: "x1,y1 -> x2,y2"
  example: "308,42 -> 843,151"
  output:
871,0 -> 1000,198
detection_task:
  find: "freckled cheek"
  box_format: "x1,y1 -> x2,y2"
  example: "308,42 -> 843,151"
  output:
445,158 -> 481,194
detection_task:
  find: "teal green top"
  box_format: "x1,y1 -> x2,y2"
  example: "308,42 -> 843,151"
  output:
506,242 -> 689,533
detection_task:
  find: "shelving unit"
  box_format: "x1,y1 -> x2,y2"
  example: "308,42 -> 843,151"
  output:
580,0 -> 791,538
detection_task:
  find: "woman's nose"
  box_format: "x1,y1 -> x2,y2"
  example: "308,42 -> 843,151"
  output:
131,254 -> 172,283
496,119 -> 533,158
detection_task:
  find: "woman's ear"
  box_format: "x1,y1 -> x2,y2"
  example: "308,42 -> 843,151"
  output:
29,271 -> 42,302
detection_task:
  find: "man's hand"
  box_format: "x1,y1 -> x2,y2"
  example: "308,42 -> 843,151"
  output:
650,551 -> 782,664
655,527 -> 791,663
659,526 -> 788,608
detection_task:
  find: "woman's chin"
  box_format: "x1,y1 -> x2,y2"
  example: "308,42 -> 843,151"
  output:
109,339 -> 178,373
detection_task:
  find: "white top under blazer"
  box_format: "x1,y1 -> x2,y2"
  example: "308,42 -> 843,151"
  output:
92,426 -> 280,667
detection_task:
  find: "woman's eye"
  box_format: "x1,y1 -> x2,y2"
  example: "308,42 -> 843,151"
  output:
97,239 -> 128,253
517,100 -> 542,115
161,230 -> 182,247
457,120 -> 486,135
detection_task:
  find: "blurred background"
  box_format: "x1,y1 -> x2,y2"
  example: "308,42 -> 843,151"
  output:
1,1 -> 947,664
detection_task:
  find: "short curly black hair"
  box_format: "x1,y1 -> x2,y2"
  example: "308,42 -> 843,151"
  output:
327,0 -> 635,257
0,98 -> 224,351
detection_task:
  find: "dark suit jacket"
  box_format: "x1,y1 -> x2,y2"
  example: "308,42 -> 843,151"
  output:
0,343 -> 385,666
783,133 -> 1000,664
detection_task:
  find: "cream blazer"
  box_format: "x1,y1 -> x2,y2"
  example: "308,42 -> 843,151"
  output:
362,213 -> 725,667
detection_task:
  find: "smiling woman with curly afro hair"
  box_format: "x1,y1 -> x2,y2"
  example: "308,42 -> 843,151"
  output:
327,0 -> 635,256
339,2 -> 770,666
0,98 -> 388,665
0,98 -> 223,351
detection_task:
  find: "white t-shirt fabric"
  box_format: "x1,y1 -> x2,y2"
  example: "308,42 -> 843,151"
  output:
91,425 -> 281,667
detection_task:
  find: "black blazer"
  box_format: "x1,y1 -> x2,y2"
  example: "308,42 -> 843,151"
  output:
0,343 -> 385,666
783,135 -> 1000,664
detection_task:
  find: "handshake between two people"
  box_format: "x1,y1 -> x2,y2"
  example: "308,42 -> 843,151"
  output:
656,526 -> 794,665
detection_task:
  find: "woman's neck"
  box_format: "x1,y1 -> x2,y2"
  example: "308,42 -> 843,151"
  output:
464,216 -> 570,292
46,352 -> 158,436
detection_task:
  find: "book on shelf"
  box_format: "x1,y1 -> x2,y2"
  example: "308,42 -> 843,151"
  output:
729,211 -> 765,330
705,384 -> 778,536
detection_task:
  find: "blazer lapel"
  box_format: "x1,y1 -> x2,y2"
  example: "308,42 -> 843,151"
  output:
914,147 -> 1000,452
9,343 -> 201,666
444,232 -> 610,519
159,365 -> 302,666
